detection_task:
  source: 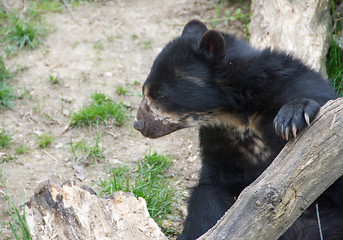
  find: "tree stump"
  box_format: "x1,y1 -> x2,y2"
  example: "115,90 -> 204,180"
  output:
25,179 -> 167,240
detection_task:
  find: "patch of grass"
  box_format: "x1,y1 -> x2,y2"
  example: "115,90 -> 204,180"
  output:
130,34 -> 139,40
107,34 -> 122,42
14,64 -> 29,74
327,1 -> 343,95
141,39 -> 152,49
1,154 -> 18,163
115,82 -> 142,97
0,8 -> 12,41
0,81 -> 15,109
6,18 -> 41,49
28,0 -> 65,14
0,56 -> 15,109
17,87 -> 32,100
48,72 -> 63,85
36,132 -> 53,148
99,152 -> 178,236
0,56 -> 11,81
0,4 -> 48,54
43,48 -> 50,55
15,144 -> 30,155
228,7 -> 251,26
70,134 -> 105,164
99,165 -> 131,191
70,0 -> 95,7
71,40 -> 80,48
326,38 -> 343,94
1,174 -> 31,239
93,39 -> 104,49
70,92 -> 128,127
210,0 -> 251,38
130,34 -> 152,49
0,128 -> 12,148
115,85 -> 130,95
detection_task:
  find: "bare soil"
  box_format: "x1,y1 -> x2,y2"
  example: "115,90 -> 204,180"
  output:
0,0 -> 247,238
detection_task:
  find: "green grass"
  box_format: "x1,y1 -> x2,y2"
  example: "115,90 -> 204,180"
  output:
327,1 -> 343,95
210,0 -> 251,38
115,85 -> 130,95
69,0 -> 96,7
28,0 -> 65,14
99,152 -> 179,236
48,72 -> 63,85
0,2 -> 52,55
1,174 -> 31,239
115,82 -> 142,97
0,81 -> 15,109
141,39 -> 152,49
70,92 -> 128,127
0,128 -> 12,148
130,34 -> 139,40
93,39 -> 105,49
6,19 -> 41,49
130,33 -> 152,49
0,56 -> 11,81
70,134 -> 105,164
326,38 -> 343,94
36,132 -> 53,148
0,8 -> 45,52
0,56 -> 15,109
1,155 -> 18,163
15,144 -> 30,155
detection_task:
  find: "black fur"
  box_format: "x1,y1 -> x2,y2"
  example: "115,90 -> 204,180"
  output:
134,20 -> 343,239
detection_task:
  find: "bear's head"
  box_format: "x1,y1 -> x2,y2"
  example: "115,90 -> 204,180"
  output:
134,20 -> 230,138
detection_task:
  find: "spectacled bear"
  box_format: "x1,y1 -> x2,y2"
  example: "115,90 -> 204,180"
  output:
134,19 -> 343,239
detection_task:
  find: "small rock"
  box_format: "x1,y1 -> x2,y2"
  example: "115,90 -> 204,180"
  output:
103,72 -> 113,78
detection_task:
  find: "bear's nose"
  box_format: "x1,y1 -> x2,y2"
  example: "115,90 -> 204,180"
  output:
134,120 -> 145,132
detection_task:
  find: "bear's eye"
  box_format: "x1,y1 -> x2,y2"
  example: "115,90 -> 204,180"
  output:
157,95 -> 167,101
149,88 -> 168,101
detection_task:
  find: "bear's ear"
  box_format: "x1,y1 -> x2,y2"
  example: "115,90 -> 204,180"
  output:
182,19 -> 208,36
199,30 -> 226,60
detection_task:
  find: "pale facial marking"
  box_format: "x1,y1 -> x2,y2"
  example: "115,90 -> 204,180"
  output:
144,96 -> 181,124
175,69 -> 207,87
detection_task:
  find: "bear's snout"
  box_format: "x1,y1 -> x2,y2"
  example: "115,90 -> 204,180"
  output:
134,97 -> 185,138
133,120 -> 145,131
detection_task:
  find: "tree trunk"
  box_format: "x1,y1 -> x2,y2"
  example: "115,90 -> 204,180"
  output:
199,98 -> 343,239
249,0 -> 331,76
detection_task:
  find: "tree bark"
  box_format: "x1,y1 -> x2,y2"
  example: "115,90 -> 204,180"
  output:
249,0 -> 331,76
199,98 -> 343,239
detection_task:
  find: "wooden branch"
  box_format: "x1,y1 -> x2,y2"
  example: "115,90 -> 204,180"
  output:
200,98 -> 343,239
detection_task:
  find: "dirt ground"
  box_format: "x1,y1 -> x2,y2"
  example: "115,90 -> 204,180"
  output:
0,0 -> 247,238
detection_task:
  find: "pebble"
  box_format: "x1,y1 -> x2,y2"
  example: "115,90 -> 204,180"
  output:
103,72 -> 113,78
